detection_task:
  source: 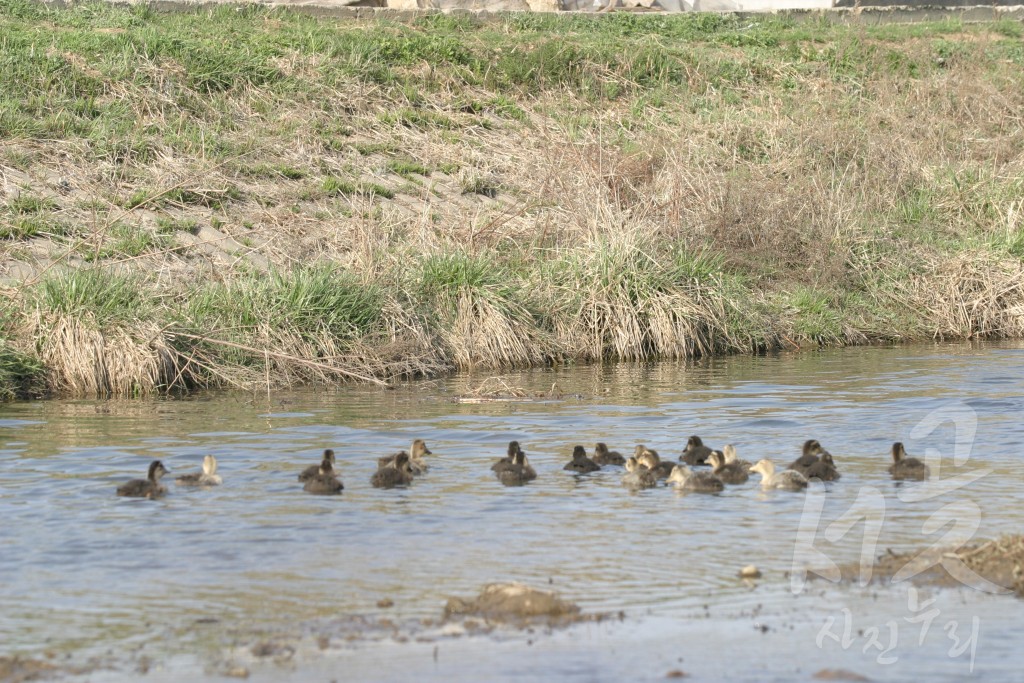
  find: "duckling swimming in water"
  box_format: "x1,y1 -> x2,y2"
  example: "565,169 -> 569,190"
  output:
378,439 -> 432,476
495,448 -> 537,486
804,452 -> 841,481
491,440 -> 522,472
888,442 -> 930,481
117,460 -> 169,499
667,464 -> 725,493
303,456 -> 344,495
371,451 -> 414,489
680,435 -> 722,466
176,455 -> 222,486
622,456 -> 659,489
750,459 -> 809,491
789,440 -> 826,475
299,449 -> 335,483
707,450 -> 749,485
563,445 -> 600,473
637,447 -> 675,479
592,443 -> 625,466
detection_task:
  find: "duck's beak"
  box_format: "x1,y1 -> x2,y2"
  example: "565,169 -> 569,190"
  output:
424,448 -> 432,455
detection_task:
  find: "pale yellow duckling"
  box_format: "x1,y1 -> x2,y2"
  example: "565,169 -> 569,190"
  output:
750,459 -> 808,491
176,455 -> 222,486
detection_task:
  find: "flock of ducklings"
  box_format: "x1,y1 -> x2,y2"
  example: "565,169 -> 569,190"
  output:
115,437 -> 930,499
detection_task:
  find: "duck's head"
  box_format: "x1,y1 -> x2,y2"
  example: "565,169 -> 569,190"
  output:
322,449 -> 336,465
821,452 -> 836,466
802,440 -> 823,457
667,464 -> 690,484
507,441 -> 521,457
202,455 -> 218,475
318,458 -> 336,476
638,450 -> 660,469
633,444 -> 648,458
686,435 -> 704,450
411,439 -> 431,458
723,444 -> 738,463
595,443 -> 609,456
749,459 -> 775,477
707,451 -> 725,469
148,460 -> 169,481
891,442 -> 906,463
625,456 -> 639,473
572,445 -> 587,461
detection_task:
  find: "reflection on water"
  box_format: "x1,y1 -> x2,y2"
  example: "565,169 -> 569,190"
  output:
2,342 -> 1024,681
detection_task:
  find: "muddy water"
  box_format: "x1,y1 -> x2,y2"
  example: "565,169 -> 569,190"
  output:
2,343 -> 1024,682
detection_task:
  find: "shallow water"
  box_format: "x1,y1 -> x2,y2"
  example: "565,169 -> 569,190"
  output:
2,342 -> 1024,681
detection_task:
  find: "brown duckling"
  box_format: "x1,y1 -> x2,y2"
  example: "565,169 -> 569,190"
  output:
299,449 -> 335,482
750,459 -> 808,491
789,439 -> 827,475
622,456 -> 659,489
889,442 -> 930,481
804,452 -> 841,481
680,435 -> 722,466
491,440 -> 522,471
176,455 -> 222,486
637,447 -> 675,479
378,439 -> 432,476
303,457 -> 344,495
371,451 -> 414,489
592,443 -> 625,466
667,464 -> 725,493
563,445 -> 600,473
117,460 -> 169,499
495,448 -> 537,486
707,450 -> 749,485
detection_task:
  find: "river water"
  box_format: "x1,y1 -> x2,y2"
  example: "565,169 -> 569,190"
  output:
2,343 -> 1023,681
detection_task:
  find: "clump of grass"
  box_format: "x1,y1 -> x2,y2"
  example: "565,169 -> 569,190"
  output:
33,269 -> 181,397
415,251 -> 548,369
6,194 -> 58,214
83,223 -> 174,261
386,158 -> 431,179
0,341 -> 47,400
183,265 -> 383,371
322,176 -> 395,200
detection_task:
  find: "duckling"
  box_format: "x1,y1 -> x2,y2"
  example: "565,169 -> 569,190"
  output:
888,442 -> 930,481
491,440 -> 522,472
303,457 -> 344,495
750,459 -> 809,491
707,450 -> 749,485
621,456 -> 659,489
637,447 -> 675,479
722,444 -> 753,470
299,449 -> 335,482
117,460 -> 169,499
592,443 -> 625,466
378,439 -> 432,476
176,455 -> 222,486
804,452 -> 841,482
371,451 -> 414,489
495,448 -> 537,486
789,439 -> 826,475
667,464 -> 725,493
563,445 -> 601,473
680,435 -> 722,466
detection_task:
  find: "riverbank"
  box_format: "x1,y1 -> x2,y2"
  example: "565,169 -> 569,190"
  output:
1,2 -> 1023,397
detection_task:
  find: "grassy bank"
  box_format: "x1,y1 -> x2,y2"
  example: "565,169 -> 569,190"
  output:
1,2 -> 1023,397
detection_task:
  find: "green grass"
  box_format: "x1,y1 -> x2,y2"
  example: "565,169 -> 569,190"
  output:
37,269 -> 150,327
0,340 -> 46,400
1,2 -> 1024,396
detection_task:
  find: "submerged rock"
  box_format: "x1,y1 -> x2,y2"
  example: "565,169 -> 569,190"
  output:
443,582 -> 584,625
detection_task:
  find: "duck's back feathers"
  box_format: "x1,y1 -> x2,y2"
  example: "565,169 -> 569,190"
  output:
592,443 -> 625,466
